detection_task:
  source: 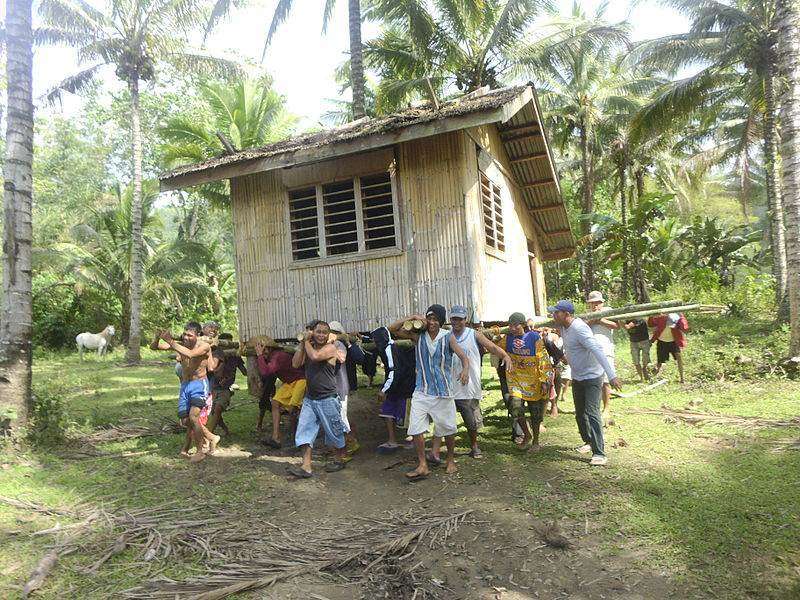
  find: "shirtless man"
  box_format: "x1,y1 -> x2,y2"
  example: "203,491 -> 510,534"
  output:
155,321 -> 220,463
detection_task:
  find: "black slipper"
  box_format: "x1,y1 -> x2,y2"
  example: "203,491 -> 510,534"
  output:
425,453 -> 443,467
406,472 -> 429,483
325,460 -> 346,473
287,465 -> 313,479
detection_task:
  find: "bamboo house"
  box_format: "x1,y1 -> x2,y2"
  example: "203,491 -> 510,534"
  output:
160,84 -> 576,339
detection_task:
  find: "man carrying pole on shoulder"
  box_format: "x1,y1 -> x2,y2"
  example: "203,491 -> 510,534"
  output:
389,304 -> 470,481
549,300 -> 622,467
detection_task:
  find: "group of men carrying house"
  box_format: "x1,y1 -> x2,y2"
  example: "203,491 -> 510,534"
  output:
153,294 -> 689,477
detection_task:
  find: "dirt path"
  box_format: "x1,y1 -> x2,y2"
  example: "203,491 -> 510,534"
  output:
195,388 -> 677,600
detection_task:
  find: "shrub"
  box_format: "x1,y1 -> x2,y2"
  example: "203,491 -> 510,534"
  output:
27,385 -> 72,446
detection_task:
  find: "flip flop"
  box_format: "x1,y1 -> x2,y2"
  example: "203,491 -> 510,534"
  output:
325,460 -> 346,473
376,443 -> 401,455
286,465 -> 313,479
469,448 -> 484,459
425,453 -> 443,466
405,472 -> 429,482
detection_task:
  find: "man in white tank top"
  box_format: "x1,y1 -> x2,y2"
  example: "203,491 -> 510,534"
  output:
430,305 -> 513,461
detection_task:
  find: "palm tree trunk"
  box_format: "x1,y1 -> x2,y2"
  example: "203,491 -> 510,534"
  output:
579,121 -> 594,293
125,78 -> 144,364
348,0 -> 366,119
778,0 -> 800,354
618,160 -> 629,301
764,66 -> 789,319
0,0 -> 34,432
631,167 -> 650,304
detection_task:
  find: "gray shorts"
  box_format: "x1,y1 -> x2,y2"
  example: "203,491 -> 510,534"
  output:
455,398 -> 483,431
630,339 -> 652,367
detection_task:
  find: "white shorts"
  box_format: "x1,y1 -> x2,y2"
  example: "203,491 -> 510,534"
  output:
340,394 -> 351,433
602,356 -> 616,384
407,391 -> 457,437
560,364 -> 572,381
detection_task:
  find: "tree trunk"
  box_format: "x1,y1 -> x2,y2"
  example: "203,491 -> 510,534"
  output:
778,0 -> 800,354
631,167 -> 650,304
764,65 -> 789,319
618,159 -> 629,301
579,121 -> 594,293
348,0 -> 366,120
125,78 -> 144,364
0,0 -> 34,432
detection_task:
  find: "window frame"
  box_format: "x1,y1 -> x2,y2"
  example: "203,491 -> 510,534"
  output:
479,170 -> 506,258
285,168 -> 402,266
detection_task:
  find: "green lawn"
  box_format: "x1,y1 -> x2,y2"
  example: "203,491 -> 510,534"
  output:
1,329 -> 799,599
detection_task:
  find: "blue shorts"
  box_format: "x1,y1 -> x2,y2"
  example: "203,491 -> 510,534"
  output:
178,378 -> 209,418
295,395 -> 345,449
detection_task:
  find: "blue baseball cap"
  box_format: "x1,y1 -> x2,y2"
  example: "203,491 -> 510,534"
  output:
547,300 -> 575,314
450,305 -> 469,319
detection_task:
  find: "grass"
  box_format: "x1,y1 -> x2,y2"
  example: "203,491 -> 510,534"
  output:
2,323 -> 800,599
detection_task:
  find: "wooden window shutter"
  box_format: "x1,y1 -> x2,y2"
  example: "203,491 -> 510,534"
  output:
289,186 -> 321,260
480,171 -> 505,252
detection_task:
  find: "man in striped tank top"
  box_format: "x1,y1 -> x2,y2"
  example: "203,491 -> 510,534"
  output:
430,305 -> 513,461
389,304 -> 470,481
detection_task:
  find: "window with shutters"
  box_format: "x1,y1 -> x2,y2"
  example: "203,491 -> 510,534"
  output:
288,171 -> 399,262
480,171 -> 505,253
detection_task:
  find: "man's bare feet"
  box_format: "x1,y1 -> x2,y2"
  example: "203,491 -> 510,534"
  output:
179,450 -> 190,458
208,434 -> 221,455
405,465 -> 430,479
190,451 -> 207,463
445,461 -> 457,474
549,407 -> 558,418
528,443 -> 542,453
201,440 -> 210,453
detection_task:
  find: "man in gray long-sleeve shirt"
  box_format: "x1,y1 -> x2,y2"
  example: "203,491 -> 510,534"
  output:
549,300 -> 622,466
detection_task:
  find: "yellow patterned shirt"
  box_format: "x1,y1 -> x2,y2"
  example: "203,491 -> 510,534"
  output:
503,331 -> 553,402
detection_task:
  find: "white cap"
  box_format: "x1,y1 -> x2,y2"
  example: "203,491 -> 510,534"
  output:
587,291 -> 605,303
328,320 -> 345,334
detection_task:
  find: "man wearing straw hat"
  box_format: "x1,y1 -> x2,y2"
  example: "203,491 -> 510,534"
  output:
550,300 -> 621,466
255,336 -> 306,449
586,291 -> 619,422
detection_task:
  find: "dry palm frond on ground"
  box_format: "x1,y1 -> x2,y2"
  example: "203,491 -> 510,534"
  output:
629,405 -> 800,428
1,496 -> 472,600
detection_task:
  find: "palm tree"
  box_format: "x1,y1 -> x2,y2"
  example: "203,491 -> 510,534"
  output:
160,77 -> 296,202
778,0 -> 800,353
40,0 -> 241,363
54,182 -> 219,342
535,8 -> 648,292
362,0 -> 618,112
0,0 -> 34,430
632,0 -> 789,316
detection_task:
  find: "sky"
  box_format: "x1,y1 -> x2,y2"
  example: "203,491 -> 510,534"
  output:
32,0 -> 690,127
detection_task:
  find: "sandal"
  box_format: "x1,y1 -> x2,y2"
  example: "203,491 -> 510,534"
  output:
325,460 -> 346,473
287,465 -> 313,479
425,453 -> 443,467
469,447 -> 484,459
405,471 -> 429,482
376,443 -> 401,455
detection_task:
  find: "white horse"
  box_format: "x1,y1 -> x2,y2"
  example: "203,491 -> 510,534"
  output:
76,325 -> 115,359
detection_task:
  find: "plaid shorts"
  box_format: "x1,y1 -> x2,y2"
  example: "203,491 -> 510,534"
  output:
510,397 -> 545,423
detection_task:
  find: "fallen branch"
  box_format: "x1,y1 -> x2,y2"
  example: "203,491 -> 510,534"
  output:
22,550 -> 59,597
610,379 -> 668,398
628,405 -> 800,429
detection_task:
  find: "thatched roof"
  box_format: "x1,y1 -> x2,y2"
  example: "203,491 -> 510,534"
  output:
159,84 -> 575,259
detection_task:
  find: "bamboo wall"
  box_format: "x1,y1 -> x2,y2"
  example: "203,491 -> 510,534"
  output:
464,126 -> 544,319
230,133 -> 473,339
229,128 -> 549,338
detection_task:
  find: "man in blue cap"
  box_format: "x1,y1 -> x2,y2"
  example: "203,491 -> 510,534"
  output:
549,300 -> 622,466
